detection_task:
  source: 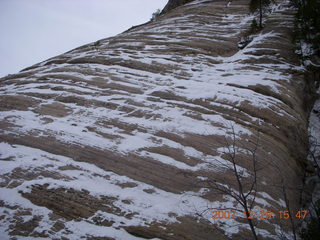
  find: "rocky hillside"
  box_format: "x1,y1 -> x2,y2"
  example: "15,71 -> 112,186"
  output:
161,0 -> 194,13
0,0 -> 312,239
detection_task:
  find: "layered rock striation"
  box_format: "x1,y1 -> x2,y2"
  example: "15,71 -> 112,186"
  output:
0,0 -> 311,239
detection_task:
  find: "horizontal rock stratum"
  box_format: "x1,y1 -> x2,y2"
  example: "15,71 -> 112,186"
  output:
0,0 -> 311,239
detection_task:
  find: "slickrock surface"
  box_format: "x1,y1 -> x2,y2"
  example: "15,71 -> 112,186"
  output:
0,0 -> 310,239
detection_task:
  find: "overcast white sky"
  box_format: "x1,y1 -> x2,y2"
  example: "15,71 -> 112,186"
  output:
0,0 -> 168,78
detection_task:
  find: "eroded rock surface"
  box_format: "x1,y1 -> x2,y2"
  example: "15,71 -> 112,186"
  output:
0,0 -> 310,239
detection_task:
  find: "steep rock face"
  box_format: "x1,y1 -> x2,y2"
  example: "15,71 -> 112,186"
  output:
161,0 -> 194,13
0,0 -> 310,239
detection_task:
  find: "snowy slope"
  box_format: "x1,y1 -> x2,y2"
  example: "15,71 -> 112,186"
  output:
0,0 -> 310,239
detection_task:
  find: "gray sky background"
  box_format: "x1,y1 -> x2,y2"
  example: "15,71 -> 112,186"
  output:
0,0 -> 168,78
